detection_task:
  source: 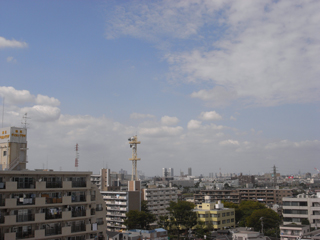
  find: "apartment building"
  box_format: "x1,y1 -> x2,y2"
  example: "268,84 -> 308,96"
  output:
101,181 -> 141,232
282,193 -> 320,227
90,168 -> 111,191
0,170 -> 107,240
280,224 -> 310,240
194,197 -> 235,230
142,187 -> 178,217
194,188 -> 292,205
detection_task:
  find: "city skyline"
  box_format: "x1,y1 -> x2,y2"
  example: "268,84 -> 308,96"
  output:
0,1 -> 319,176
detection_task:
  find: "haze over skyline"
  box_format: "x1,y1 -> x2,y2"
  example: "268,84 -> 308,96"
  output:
0,0 -> 319,176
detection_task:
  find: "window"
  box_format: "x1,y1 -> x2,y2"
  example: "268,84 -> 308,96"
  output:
222,213 -> 225,217
3,151 -> 6,156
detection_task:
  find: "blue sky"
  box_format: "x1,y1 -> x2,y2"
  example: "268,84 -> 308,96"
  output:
1,0 -> 319,176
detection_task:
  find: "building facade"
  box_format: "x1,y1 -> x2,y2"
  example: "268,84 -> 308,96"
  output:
283,193 -> 320,227
194,197 -> 235,230
101,181 -> 141,232
0,170 -> 107,240
142,187 -> 178,218
194,188 -> 292,205
280,224 -> 310,240
0,127 -> 28,171
91,168 -> 111,191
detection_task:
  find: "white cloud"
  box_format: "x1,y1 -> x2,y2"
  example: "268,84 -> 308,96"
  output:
0,36 -> 28,48
0,86 -> 34,104
219,139 -> 240,146
199,111 -> 222,121
140,126 -> 183,137
161,115 -> 179,125
130,113 -> 155,119
230,116 -> 236,121
265,140 -> 320,150
35,94 -> 60,107
167,1 -> 320,106
187,119 -> 202,129
0,86 -> 60,107
7,56 -> 17,63
20,105 -> 61,122
107,1 -> 320,107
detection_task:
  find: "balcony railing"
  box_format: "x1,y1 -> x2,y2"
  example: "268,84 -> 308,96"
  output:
45,212 -> 62,220
71,195 -> 86,203
16,214 -> 35,222
45,197 -> 62,204
0,199 -> 5,206
46,182 -> 62,188
72,210 -> 86,218
45,227 -> 62,236
72,181 -> 87,188
71,224 -> 86,233
17,198 -> 35,205
16,230 -> 34,239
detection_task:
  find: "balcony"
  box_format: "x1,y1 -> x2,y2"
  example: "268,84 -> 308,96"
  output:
72,181 -> 87,188
17,198 -> 35,206
46,182 -> 63,188
45,197 -> 63,204
72,210 -> 86,218
71,195 -> 86,203
45,227 -> 62,236
71,224 -> 86,233
45,211 -> 62,220
16,214 -> 35,222
16,230 -> 35,239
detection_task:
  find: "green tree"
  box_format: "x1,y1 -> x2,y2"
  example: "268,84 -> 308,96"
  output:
167,201 -> 198,240
246,208 -> 281,236
124,210 -> 156,230
238,201 -> 267,226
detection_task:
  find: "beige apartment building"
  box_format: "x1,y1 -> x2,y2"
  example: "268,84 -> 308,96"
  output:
142,187 -> 178,217
194,188 -> 292,205
0,170 -> 107,240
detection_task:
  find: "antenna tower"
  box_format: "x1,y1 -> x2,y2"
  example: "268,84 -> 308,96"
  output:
75,143 -> 79,171
128,135 -> 141,181
21,113 -> 30,129
2,97 -> 4,128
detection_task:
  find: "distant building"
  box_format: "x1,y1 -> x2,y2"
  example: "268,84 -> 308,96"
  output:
91,168 -> 111,191
195,188 -> 292,205
194,196 -> 235,230
188,168 -> 192,176
142,187 -> 178,218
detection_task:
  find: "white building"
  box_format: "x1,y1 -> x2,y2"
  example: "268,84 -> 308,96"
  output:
283,193 -> 320,227
142,187 -> 178,217
280,224 -> 310,240
101,181 -> 141,232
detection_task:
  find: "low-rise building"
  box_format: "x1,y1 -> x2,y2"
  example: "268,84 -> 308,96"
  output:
194,196 -> 235,230
280,224 -> 310,240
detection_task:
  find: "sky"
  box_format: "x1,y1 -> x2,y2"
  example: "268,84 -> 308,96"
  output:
0,0 -> 319,177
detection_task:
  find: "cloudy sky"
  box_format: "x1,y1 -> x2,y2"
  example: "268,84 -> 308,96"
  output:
1,0 -> 319,176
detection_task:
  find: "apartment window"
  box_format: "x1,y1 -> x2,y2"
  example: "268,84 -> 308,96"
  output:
222,213 -> 225,217
222,220 -> 226,224
227,219 -> 230,223
13,177 -> 35,189
231,212 -> 234,215
227,212 -> 230,216
3,151 -> 6,156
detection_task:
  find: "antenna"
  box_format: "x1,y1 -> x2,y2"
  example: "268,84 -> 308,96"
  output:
75,143 -> 79,171
2,97 -> 4,128
21,113 -> 30,129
